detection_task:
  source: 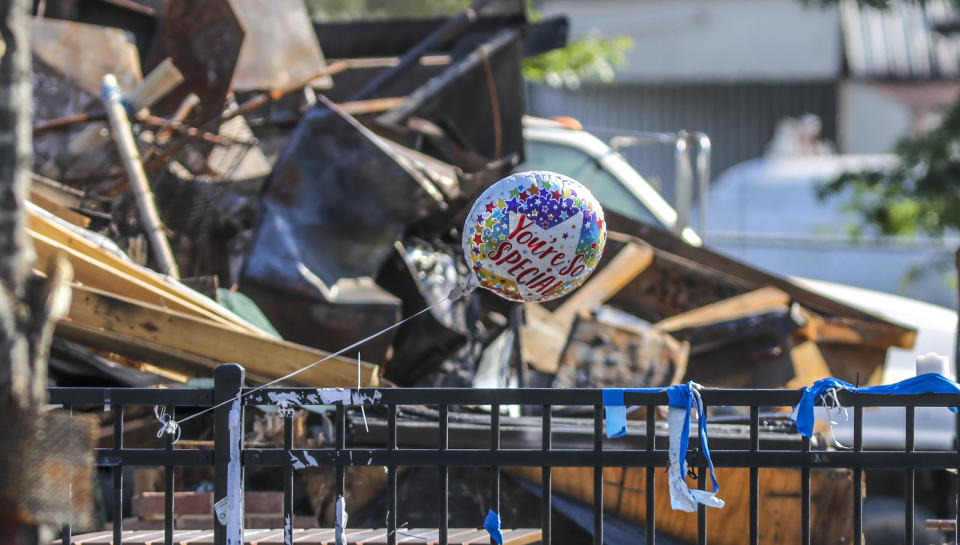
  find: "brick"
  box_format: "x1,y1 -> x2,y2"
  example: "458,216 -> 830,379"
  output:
132,491 -> 212,516
242,491 -> 283,514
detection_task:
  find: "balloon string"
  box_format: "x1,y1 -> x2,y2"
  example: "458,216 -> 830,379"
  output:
172,304 -> 436,429
160,278 -> 479,439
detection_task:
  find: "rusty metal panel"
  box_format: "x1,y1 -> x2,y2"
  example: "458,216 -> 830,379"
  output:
143,0 -> 243,124
0,409 -> 98,527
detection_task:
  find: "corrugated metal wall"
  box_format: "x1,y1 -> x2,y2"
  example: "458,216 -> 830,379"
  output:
525,81 -> 838,202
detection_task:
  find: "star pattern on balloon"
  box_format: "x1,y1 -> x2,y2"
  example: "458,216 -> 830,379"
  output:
463,171 -> 606,302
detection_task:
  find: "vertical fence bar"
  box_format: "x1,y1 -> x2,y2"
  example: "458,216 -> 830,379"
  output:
646,404 -> 656,545
440,405 -> 449,545
853,405 -> 863,545
698,401 -> 708,545
214,364 -> 245,545
164,405 -> 175,545
283,411 -> 294,545
750,406 -> 759,545
542,404 -> 552,545
63,404 -> 73,545
113,404 -> 123,545
491,404 -> 500,545
697,463 -> 707,545
905,405 -> 915,545
956,408 -> 960,545
801,434 -> 811,545
335,403 -> 346,545
388,404 -> 397,545
336,403 -> 346,497
593,404 -> 603,545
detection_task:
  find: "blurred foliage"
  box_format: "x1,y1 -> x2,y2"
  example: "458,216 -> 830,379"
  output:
304,0 -> 472,21
812,0 -> 960,242
522,2 -> 633,89
817,93 -> 960,238
522,33 -> 633,89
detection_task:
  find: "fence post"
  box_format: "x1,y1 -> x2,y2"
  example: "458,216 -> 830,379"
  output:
214,364 -> 245,545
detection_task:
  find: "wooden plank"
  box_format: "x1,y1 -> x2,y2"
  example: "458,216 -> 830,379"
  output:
817,342 -> 888,386
500,529 -> 542,545
56,321 -> 272,385
520,242 -> 653,373
28,189 -> 90,228
178,529 -> 215,543
244,529 -> 278,545
553,242 -> 654,324
447,530 -> 489,544
291,529 -> 332,543
60,283 -> 379,387
71,531 -> 112,544
785,340 -> 834,390
30,229 -> 247,332
519,302 -> 568,373
30,172 -> 85,209
396,529 -> 440,543
653,286 -> 791,332
606,235 -> 753,322
27,206 -> 269,335
139,531 -> 169,545
338,529 -> 384,544
799,312 -> 917,350
337,96 -> 406,116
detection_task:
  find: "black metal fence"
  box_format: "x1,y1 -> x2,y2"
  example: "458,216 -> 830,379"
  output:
48,363 -> 960,545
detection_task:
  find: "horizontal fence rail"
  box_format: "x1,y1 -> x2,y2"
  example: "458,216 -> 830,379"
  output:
49,364 -> 960,545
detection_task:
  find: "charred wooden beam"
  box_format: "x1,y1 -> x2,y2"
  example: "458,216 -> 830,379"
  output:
604,211 -> 915,330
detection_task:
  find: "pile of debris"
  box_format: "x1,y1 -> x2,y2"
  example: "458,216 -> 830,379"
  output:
32,0 -> 561,391
26,1 -> 917,543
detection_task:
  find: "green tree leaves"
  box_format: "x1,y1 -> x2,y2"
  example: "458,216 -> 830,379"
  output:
521,34 -> 634,89
819,95 -> 960,238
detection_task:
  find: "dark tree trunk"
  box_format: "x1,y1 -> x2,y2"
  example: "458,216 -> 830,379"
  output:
0,3 -> 49,543
0,0 -> 35,411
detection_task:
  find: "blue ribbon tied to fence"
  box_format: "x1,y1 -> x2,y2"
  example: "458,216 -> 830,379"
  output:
483,509 -> 503,545
791,373 -> 960,438
603,382 -> 725,512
